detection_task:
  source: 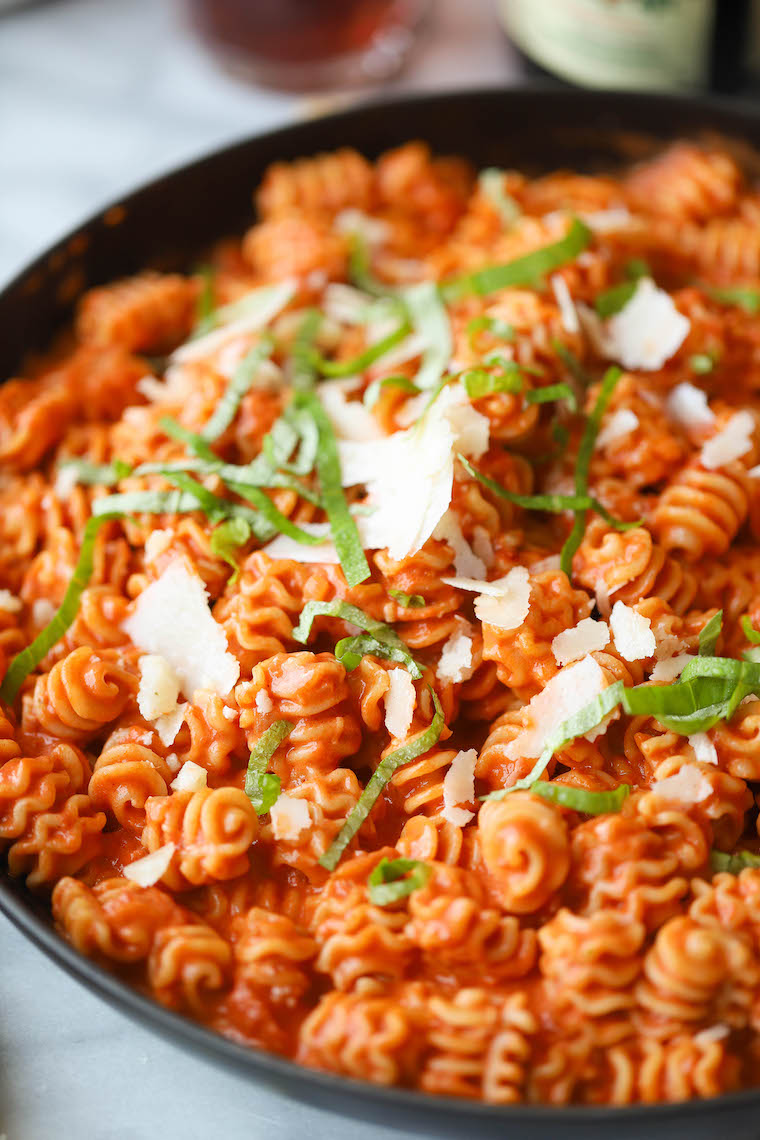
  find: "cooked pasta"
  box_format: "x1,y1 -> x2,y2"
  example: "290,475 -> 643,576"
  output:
2,138 -> 760,1106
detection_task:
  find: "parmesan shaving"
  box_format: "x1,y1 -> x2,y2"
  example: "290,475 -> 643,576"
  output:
0,590 -> 22,614
53,465 -> 79,502
650,652 -> 694,683
666,381 -> 715,432
153,703 -> 186,747
172,279 -> 296,365
505,655 -> 608,761
594,579 -> 612,619
32,599 -> 56,626
144,529 -> 172,563
596,408 -> 639,449
437,624 -> 475,685
322,283 -> 374,326
255,690 -> 273,715
123,843 -> 175,887
318,379 -> 383,442
604,278 -> 690,371
123,561 -> 239,699
442,748 -> 477,827
700,410 -> 755,470
579,207 -> 633,234
551,274 -> 580,334
334,209 -> 390,247
689,732 -> 718,766
261,522 -> 340,564
552,617 -> 609,666
384,669 -> 416,740
170,760 -> 208,793
610,601 -> 656,662
434,510 -> 487,578
474,567 -> 531,631
269,793 -> 310,841
135,375 -> 166,402
651,763 -> 712,804
137,654 -> 181,721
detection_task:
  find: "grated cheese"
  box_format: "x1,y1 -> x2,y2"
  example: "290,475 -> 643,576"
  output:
322,283 -> 374,326
0,590 -> 22,614
610,601 -> 656,661
471,527 -> 495,570
442,748 -> 477,827
123,843 -> 175,887
135,375 -> 166,402
123,561 -> 240,699
434,510 -> 487,578
269,792 -> 310,841
334,209 -> 390,247
579,207 -> 633,234
384,668 -> 416,739
666,381 -> 715,432
552,617 -> 609,666
437,624 -> 475,685
153,703 -> 186,747
689,732 -> 718,766
222,706 -> 238,721
255,690 -> 273,715
651,763 -> 712,804
137,654 -> 181,721
551,274 -> 580,334
596,408 -> 639,450
603,278 -> 690,371
53,465 -> 79,502
700,410 -> 755,470
474,567 -> 531,631
318,378 -> 383,442
505,655 -> 609,761
170,760 -> 208,793
32,598 -> 56,626
650,651 -> 694,683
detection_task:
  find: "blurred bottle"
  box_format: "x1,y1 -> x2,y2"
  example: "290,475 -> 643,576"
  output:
498,0 -> 759,93
187,0 -> 431,91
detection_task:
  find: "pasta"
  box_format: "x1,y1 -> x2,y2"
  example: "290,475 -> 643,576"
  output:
1,137 -> 760,1106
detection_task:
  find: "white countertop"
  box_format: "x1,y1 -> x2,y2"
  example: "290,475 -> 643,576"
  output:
0,3 -> 522,1137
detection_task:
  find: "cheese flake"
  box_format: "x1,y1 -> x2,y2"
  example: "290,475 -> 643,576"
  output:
610,601 -> 656,662
0,590 -> 22,614
153,703 -> 186,747
604,278 -> 690,371
434,510 -> 486,578
505,655 -> 608,761
442,748 -> 477,827
334,209 -> 390,247
32,598 -> 56,626
437,625 -> 475,684
318,379 -> 383,442
170,760 -> 208,793
552,617 -> 609,666
255,690 -> 273,715
474,567 -> 531,631
651,763 -> 712,804
269,793 -> 310,841
700,410 -> 755,470
261,522 -> 340,565
123,561 -> 239,699
666,382 -> 715,432
137,654 -> 181,721
650,651 -> 694,683
53,465 -> 79,502
123,843 -> 175,887
596,408 -> 639,449
144,529 -> 172,563
579,207 -> 632,234
551,274 -> 580,334
689,732 -> 718,766
384,669 -> 415,740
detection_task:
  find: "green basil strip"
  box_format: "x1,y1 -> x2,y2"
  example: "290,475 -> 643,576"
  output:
404,280 -> 452,391
525,382 -> 578,411
593,280 -> 638,319
201,334 -> 274,441
293,391 -> 370,587
466,315 -> 515,352
552,339 -> 592,388
57,458 -> 133,486
0,515 -> 114,703
560,365 -> 623,577
482,681 -> 626,799
690,353 -> 715,375
461,365 -> 523,399
160,416 -> 218,462
478,168 -> 521,227
708,286 -> 760,315
367,857 -> 432,906
348,233 -> 394,298
699,610 -> 724,655
742,615 -> 760,645
335,633 -> 421,674
92,490 -> 211,518
529,780 -> 631,815
625,258 -> 650,280
319,688 -> 444,871
193,265 -> 216,336
290,308 -> 323,393
311,319 -> 410,379
293,600 -> 423,679
244,720 -> 293,814
710,849 -> 760,874
388,588 -> 425,608
160,470 -> 283,541
441,217 -> 592,302
363,374 -> 420,409
209,518 -> 251,582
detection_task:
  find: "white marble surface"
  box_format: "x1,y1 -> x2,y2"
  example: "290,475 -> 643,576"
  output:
0,3 -> 523,1137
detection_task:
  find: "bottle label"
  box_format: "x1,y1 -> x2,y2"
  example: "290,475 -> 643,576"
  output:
499,0 -> 714,90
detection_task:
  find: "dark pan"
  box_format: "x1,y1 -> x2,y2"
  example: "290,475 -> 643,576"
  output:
2,87 -> 760,1139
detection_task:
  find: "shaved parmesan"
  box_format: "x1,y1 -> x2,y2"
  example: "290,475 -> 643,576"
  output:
604,278 -> 690,371
666,381 -> 715,432
442,748 -> 477,826
136,374 -> 166,402
269,793 -> 310,841
505,655 -> 608,761
434,511 -> 487,578
650,652 -> 694,682
700,410 -> 755,470
222,706 -> 238,721
123,561 -> 239,699
748,464 -> 760,478
334,209 -> 390,247
124,843 -> 175,887
551,274 -> 579,334
474,567 -> 531,631
531,554 -> 561,576
255,690 -> 273,715
552,618 -> 609,666
403,280 -> 452,391
322,283 -> 374,326
695,1024 -> 730,1045
651,763 -> 711,804
594,579 -> 611,619
154,703 -> 186,747
689,732 -> 718,766
170,760 -> 208,793
32,599 -> 56,626
579,207 -> 632,234
437,624 -> 475,684
137,654 -> 181,721
261,523 -> 340,564
471,527 -> 495,570
610,601 -> 656,661
596,408 -> 639,449
445,385 -> 490,460
54,465 -> 79,502
318,379 -> 383,442
172,280 -> 296,365
144,529 -> 172,563
384,669 -> 415,739
0,590 -> 22,614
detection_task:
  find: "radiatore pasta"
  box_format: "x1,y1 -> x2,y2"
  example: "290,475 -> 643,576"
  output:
4,138 -> 760,1105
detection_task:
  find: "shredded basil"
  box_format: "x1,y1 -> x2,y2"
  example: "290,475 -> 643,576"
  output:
593,259 -> 649,320
193,265 -> 216,335
690,353 -> 715,375
403,281 -> 451,391
741,615 -> 760,645
708,286 -> 760,315
441,217 -> 592,302
525,382 -> 578,411
293,600 -> 423,679
348,233 -> 392,298
388,588 -> 425,608
363,374 -> 420,409
699,610 -> 723,656
466,315 -> 515,352
311,319 -> 410,378
335,633 -> 420,674
57,458 -> 133,486
461,364 -> 523,399
710,849 -> 760,874
210,518 -> 251,582
0,515 -> 114,703
319,688 -> 444,871
244,720 -> 293,814
529,780 -> 631,815
367,857 -> 432,905
201,334 -> 274,441
553,339 -> 591,388
478,168 -> 521,227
